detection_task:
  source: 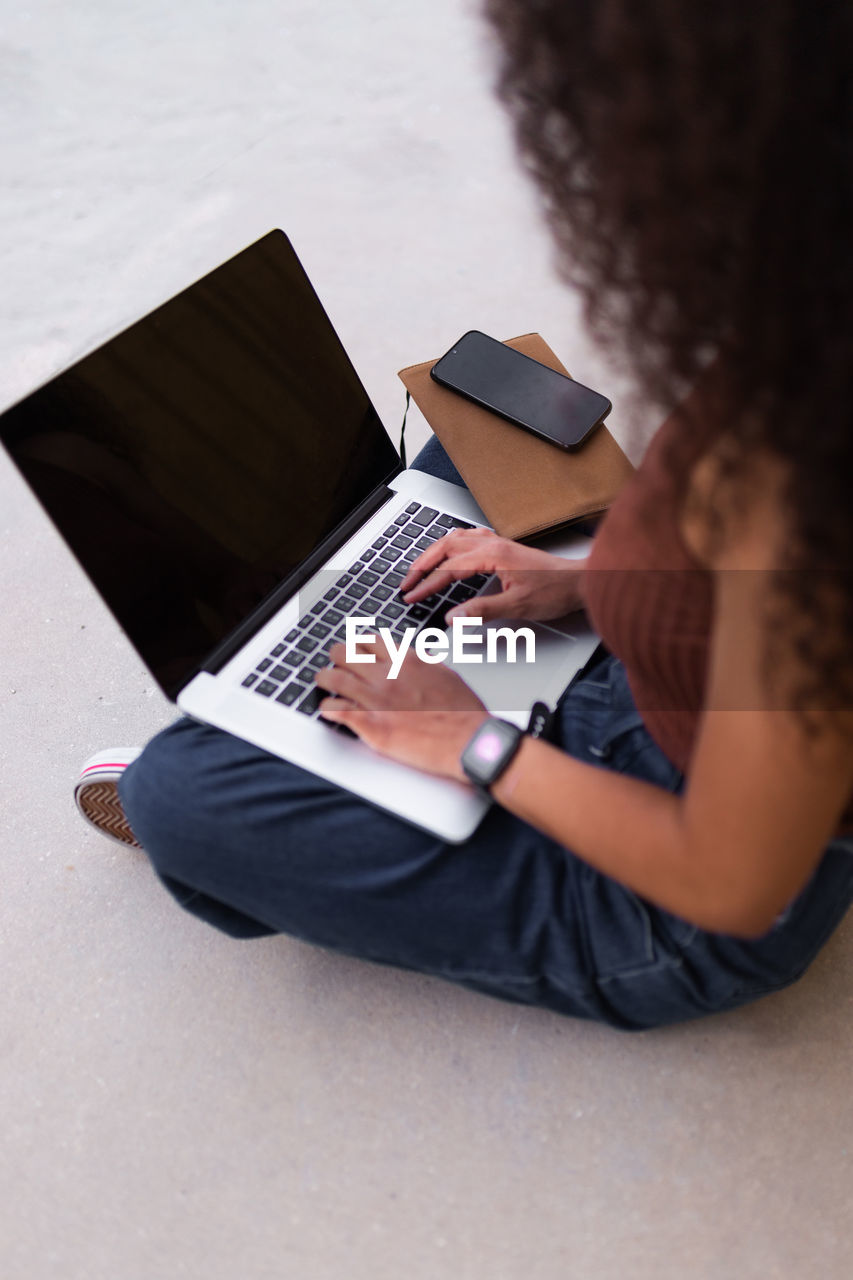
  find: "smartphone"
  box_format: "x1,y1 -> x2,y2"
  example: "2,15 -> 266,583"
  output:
430,330 -> 611,450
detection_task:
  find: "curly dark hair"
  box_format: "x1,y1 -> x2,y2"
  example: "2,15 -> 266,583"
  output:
483,0 -> 853,723
481,0 -> 850,737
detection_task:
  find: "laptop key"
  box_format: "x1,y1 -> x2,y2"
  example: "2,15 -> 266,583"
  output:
241,673 -> 258,688
310,601 -> 325,615
372,536 -> 388,550
255,679 -> 277,697
385,570 -> 405,588
309,622 -> 331,639
283,650 -> 302,667
373,584 -> 393,601
297,636 -> 318,653
285,628 -> 299,643
308,651 -> 330,670
426,522 -> 446,539
349,583 -> 368,599
420,604 -> 450,631
380,602 -> 404,620
393,512 -> 409,526
256,657 -> 272,672
391,534 -> 413,550
408,603 -> 429,621
269,664 -> 290,681
362,548 -> 376,561
435,512 -> 455,529
338,593 -> 357,613
357,569 -> 379,587
405,502 -> 420,514
295,667 -> 313,683
414,536 -> 433,551
323,588 -> 338,601
336,574 -> 352,590
297,686 -> 329,716
325,607 -> 343,626
411,506 -> 438,526
383,525 -> 398,538
271,643 -> 286,657
275,682 -> 303,707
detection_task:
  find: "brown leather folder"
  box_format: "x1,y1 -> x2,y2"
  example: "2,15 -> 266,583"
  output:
398,333 -> 634,541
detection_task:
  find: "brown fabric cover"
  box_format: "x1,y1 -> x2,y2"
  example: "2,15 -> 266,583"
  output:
398,334 -> 634,542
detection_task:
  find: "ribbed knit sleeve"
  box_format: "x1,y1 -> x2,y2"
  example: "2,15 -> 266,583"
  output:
583,417 -> 853,835
582,419 -> 713,775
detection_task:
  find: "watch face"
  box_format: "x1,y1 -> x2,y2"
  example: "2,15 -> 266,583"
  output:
462,717 -> 522,788
472,725 -> 514,765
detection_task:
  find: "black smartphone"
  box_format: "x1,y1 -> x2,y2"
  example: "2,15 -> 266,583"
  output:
430,330 -> 611,450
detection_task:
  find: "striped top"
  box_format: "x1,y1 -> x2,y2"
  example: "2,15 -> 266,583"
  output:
582,417 -> 853,836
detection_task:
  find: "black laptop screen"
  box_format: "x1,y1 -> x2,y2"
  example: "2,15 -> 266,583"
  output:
0,231 -> 401,696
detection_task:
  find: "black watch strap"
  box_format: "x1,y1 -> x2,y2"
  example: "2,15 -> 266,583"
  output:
526,700 -> 555,741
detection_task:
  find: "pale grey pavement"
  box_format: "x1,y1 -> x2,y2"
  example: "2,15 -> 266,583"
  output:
2,4 -> 853,1278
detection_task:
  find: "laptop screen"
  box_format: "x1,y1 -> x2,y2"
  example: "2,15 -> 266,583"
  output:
0,231 -> 401,697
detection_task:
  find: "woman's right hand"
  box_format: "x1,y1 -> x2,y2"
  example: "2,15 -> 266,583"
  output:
400,526 -> 587,624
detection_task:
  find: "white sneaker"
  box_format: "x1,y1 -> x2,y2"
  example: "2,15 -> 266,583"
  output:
74,749 -> 143,849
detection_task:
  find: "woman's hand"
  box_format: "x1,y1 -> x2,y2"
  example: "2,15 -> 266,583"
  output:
401,527 -> 586,623
316,641 -> 487,780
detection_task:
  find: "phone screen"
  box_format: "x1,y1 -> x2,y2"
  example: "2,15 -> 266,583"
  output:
430,331 -> 611,450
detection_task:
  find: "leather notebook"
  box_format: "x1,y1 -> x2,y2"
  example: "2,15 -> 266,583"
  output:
398,333 -> 634,542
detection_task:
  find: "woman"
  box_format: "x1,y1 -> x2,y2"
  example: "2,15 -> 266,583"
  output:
76,0 -> 853,1029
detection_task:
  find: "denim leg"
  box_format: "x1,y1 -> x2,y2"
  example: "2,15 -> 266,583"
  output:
409,435 -> 466,488
120,719 -> 605,1017
553,653 -> 853,1022
119,651 -> 853,1030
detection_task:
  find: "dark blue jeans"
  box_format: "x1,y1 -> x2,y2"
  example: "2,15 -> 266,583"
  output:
119,440 -> 853,1030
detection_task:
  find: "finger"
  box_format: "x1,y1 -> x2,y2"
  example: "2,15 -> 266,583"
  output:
327,638 -> 390,675
400,565 -> 458,602
315,663 -> 370,703
318,696 -> 384,747
317,695 -> 366,733
400,527 -> 491,592
402,549 -> 498,603
320,646 -> 394,711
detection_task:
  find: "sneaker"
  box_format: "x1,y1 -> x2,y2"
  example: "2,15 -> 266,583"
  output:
74,748 -> 143,849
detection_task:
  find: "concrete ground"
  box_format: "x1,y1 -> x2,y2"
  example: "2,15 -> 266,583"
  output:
2,3 -> 852,1277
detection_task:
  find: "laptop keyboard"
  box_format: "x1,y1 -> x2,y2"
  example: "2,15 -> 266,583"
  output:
239,501 -> 490,719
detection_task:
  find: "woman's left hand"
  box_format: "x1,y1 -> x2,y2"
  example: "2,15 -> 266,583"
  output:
315,639 -> 487,781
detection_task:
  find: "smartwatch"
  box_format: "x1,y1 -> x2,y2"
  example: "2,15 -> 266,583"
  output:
460,717 -> 524,792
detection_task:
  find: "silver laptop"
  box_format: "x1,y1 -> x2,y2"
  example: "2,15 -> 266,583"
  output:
0,230 -> 598,841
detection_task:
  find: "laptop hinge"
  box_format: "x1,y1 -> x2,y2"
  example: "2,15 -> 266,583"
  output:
189,481 -> 398,685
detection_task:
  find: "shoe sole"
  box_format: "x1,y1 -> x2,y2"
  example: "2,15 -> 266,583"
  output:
75,749 -> 143,849
76,780 -> 142,849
